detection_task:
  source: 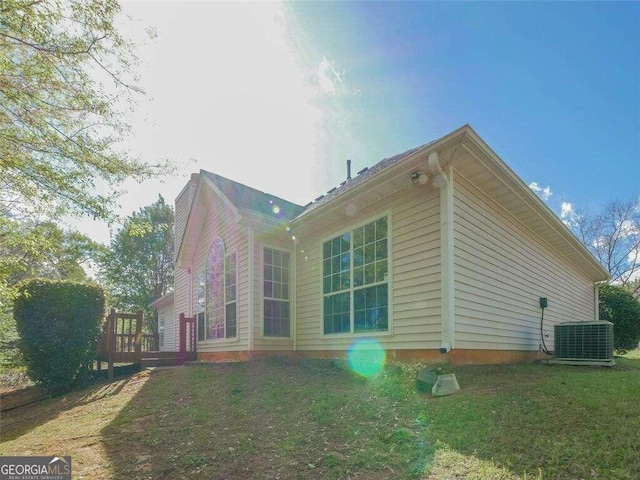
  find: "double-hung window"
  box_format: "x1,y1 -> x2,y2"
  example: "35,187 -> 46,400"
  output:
323,216 -> 389,334
204,237 -> 237,340
263,247 -> 290,336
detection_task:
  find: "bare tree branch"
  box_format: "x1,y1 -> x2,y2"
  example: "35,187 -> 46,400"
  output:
571,199 -> 640,291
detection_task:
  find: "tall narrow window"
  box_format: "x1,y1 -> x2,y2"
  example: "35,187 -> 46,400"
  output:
205,237 -> 237,340
225,252 -> 237,338
263,247 -> 290,336
323,233 -> 351,334
197,270 -> 205,341
353,217 -> 388,332
207,238 -> 225,339
322,216 -> 389,334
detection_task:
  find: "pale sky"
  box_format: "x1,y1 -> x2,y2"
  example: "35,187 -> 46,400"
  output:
71,1 -> 640,246
72,1 -> 344,244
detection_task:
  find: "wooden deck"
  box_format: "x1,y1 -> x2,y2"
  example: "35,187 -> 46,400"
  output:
97,310 -> 196,379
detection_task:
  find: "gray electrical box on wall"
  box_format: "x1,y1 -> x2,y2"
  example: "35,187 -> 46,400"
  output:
539,297 -> 548,309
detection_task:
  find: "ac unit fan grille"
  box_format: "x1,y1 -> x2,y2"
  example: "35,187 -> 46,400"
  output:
554,322 -> 613,361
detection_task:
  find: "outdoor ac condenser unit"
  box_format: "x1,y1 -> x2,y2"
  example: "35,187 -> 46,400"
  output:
553,321 -> 614,366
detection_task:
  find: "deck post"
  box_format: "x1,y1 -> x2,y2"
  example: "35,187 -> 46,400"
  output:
134,310 -> 143,363
108,308 -> 115,380
179,313 -> 186,364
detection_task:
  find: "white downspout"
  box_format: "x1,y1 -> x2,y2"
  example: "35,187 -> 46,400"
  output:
187,267 -> 192,317
292,239 -> 297,352
594,283 -> 600,322
186,265 -> 192,352
248,227 -> 255,352
429,151 -> 455,352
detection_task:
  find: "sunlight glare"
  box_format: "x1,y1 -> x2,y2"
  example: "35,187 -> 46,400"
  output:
347,338 -> 386,378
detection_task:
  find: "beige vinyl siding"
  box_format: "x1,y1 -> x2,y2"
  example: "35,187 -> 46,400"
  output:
295,186 -> 442,351
192,199 -> 250,353
169,178 -> 197,352
252,233 -> 295,351
157,304 -> 173,351
166,269 -> 188,351
453,173 -> 595,350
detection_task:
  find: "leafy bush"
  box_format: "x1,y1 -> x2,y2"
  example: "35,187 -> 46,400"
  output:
0,306 -> 24,371
599,283 -> 640,354
13,279 -> 106,394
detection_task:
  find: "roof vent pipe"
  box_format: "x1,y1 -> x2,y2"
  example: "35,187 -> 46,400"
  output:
346,159 -> 352,181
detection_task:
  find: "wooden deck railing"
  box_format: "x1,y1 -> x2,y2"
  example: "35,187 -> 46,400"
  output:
142,333 -> 159,352
97,309 -> 195,379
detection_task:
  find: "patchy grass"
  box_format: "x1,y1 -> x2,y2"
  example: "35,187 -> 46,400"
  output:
1,353 -> 639,479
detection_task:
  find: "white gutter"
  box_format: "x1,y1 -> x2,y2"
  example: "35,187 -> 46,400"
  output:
429,152 -> 455,352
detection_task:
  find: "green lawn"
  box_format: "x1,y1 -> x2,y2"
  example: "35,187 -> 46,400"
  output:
1,353 -> 639,479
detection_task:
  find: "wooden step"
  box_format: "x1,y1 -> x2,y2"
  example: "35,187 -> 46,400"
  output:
141,357 -> 184,368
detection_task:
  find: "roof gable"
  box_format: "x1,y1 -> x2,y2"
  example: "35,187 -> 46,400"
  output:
202,171 -> 304,222
176,171 -> 304,267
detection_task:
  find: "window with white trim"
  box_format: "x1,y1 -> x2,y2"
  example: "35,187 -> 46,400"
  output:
263,247 -> 290,337
323,216 -> 389,334
205,237 -> 237,340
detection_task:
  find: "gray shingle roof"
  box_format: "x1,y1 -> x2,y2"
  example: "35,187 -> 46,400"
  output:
202,138 -> 436,223
202,170 -> 305,222
297,139 -> 436,218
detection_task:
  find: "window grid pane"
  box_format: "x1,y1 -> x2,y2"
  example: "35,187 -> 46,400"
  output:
323,292 -> 350,334
354,284 -> 388,332
264,299 -> 290,337
322,233 -> 350,294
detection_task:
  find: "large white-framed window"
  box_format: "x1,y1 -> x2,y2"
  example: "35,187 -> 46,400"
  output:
263,247 -> 290,337
204,237 -> 237,340
322,215 -> 389,335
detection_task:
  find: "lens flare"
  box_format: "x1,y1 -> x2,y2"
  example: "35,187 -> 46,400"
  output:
272,205 -> 280,214
347,338 -> 386,378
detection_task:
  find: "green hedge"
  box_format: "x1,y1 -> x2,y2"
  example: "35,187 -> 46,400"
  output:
13,279 -> 106,394
599,283 -> 640,354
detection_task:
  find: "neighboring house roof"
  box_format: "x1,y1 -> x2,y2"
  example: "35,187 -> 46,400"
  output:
150,291 -> 174,310
202,171 -> 304,221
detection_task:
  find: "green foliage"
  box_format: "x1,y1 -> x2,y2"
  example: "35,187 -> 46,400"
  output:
99,196 -> 173,331
0,218 -> 104,370
599,283 -> 640,354
0,218 -> 102,292
13,279 -> 106,394
0,0 -> 171,220
0,305 -> 24,370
